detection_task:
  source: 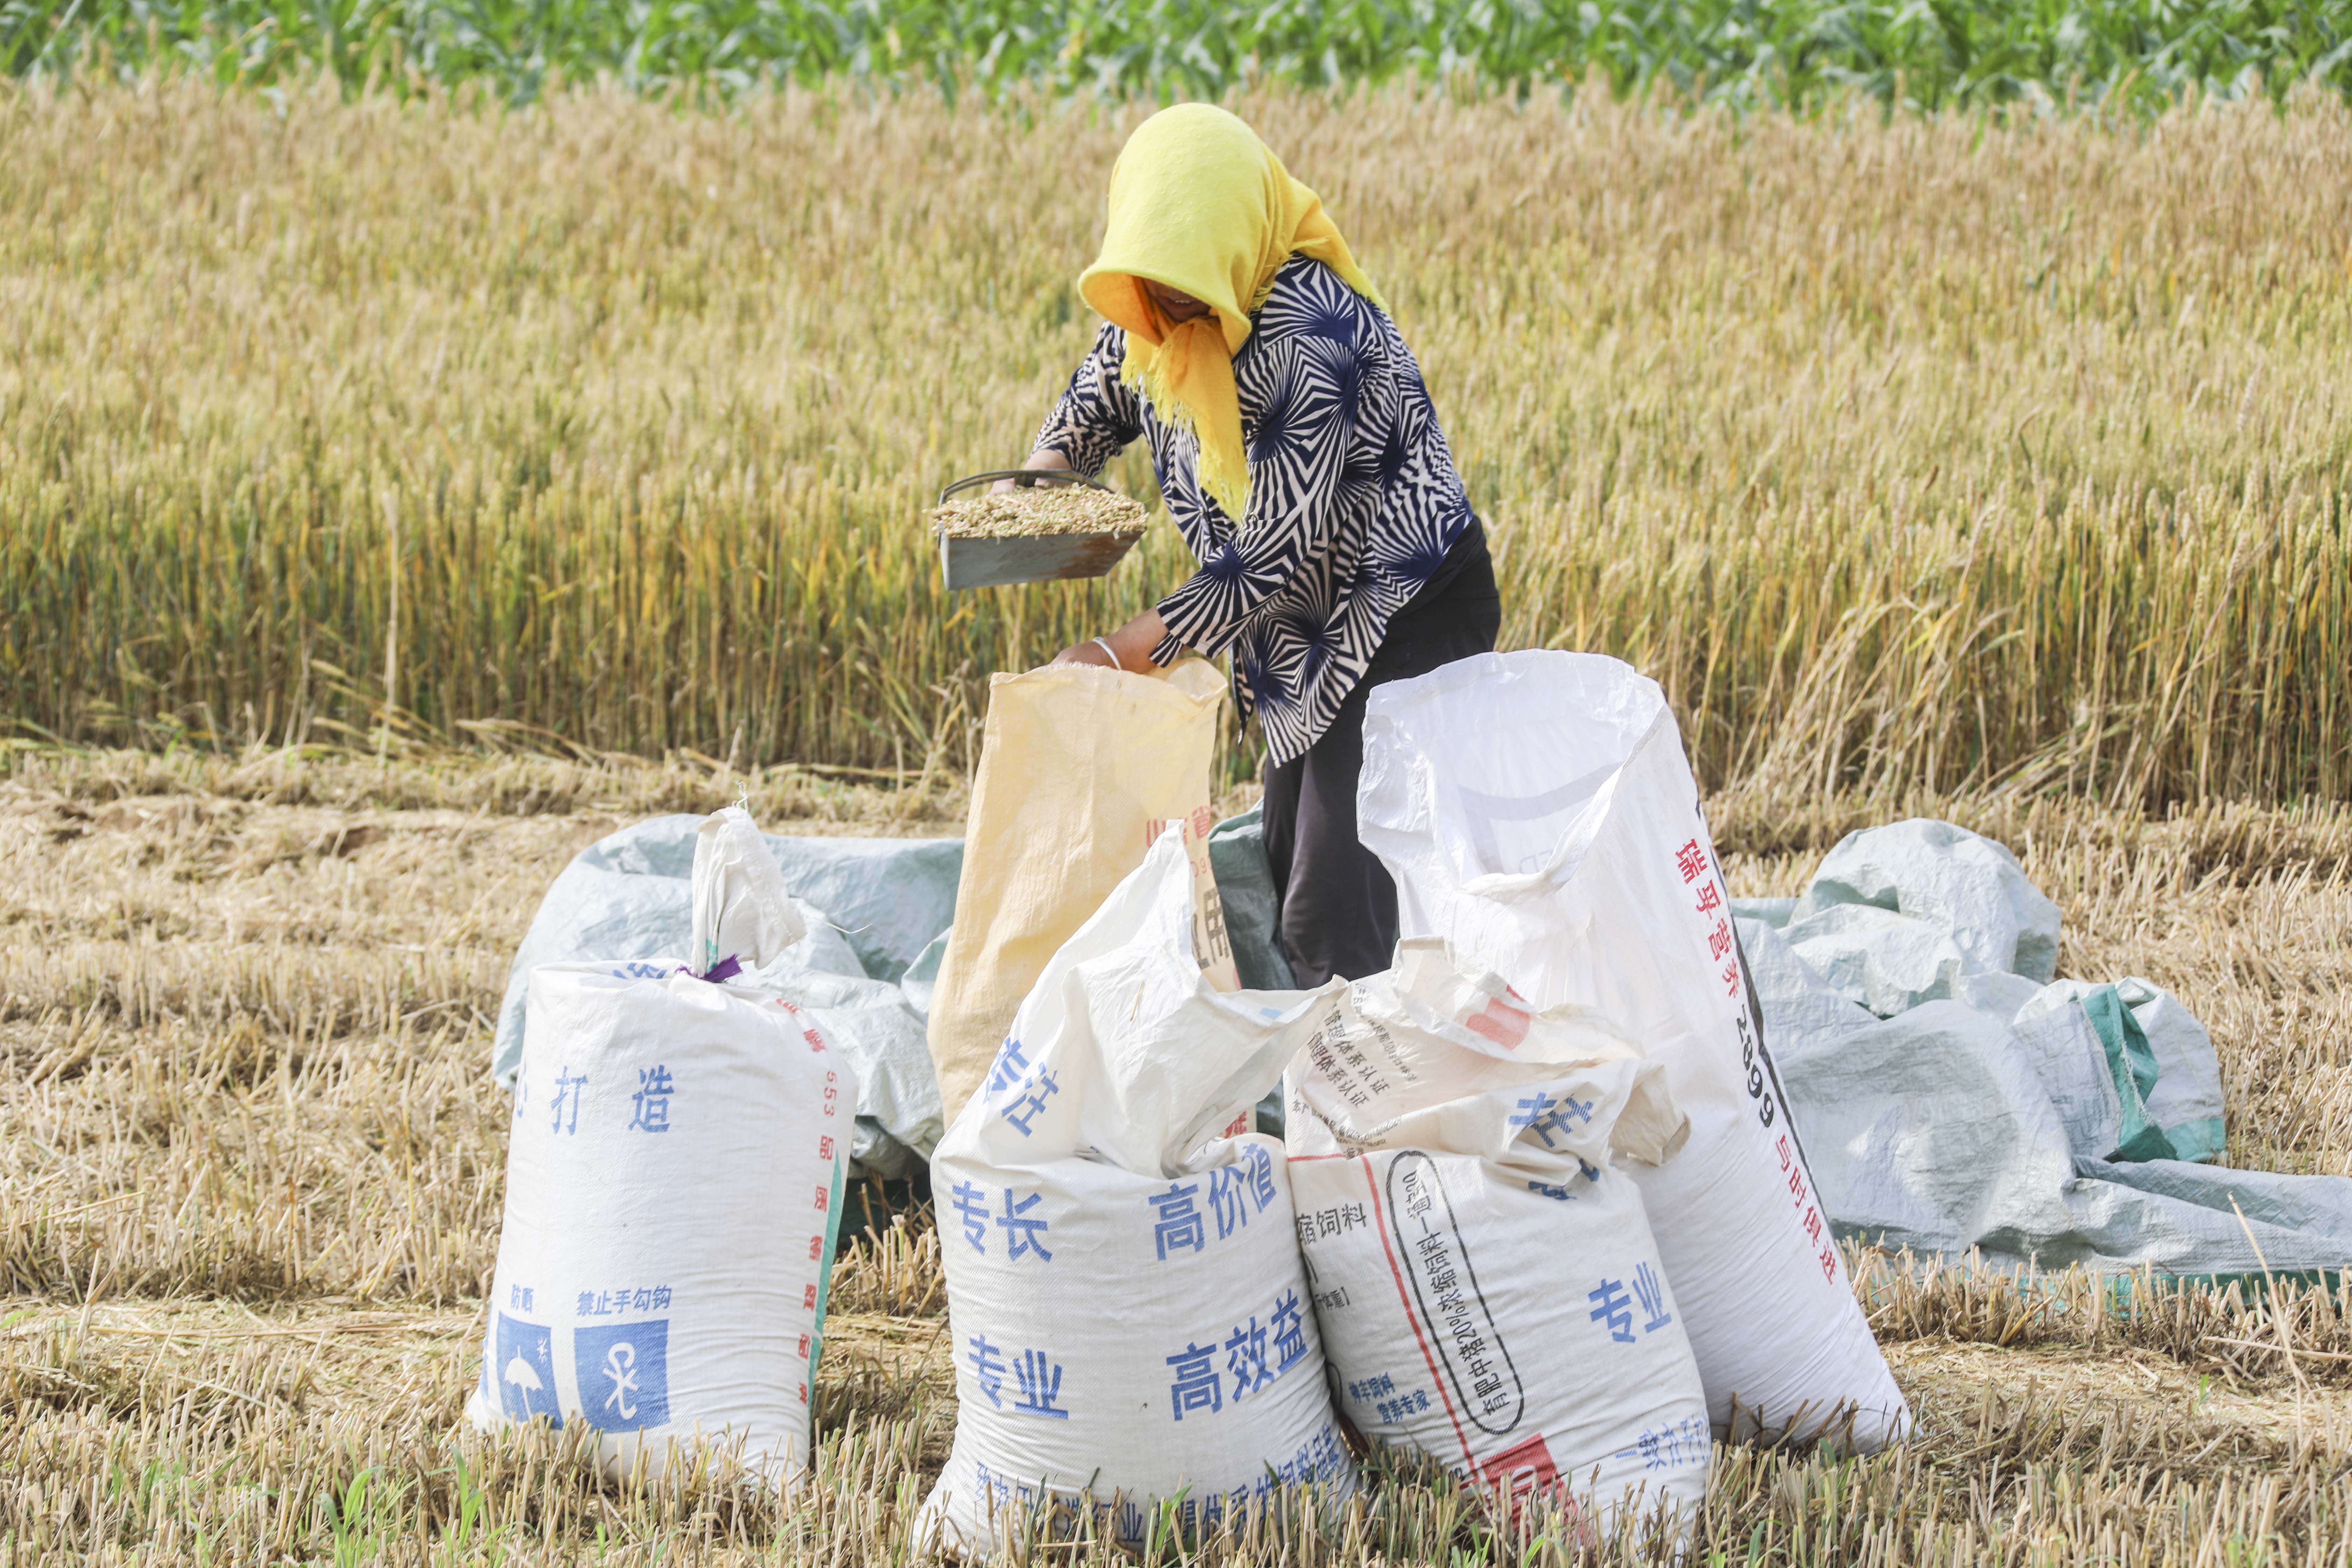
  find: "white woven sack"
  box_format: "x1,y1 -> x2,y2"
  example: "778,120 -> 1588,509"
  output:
1285,942 -> 1710,1539
921,828 -> 1355,1553
469,810 -> 860,1483
1358,652 -> 1908,1447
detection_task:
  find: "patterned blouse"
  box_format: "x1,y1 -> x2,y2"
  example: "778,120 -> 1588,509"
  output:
1035,254 -> 1479,766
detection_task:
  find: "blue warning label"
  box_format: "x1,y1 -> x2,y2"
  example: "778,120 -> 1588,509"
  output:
494,1313 -> 563,1427
574,1319 -> 671,1432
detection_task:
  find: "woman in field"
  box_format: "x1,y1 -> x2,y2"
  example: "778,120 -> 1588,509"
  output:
1010,104 -> 1499,987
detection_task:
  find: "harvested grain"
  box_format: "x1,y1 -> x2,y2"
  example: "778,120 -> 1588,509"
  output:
931,484 -> 1146,539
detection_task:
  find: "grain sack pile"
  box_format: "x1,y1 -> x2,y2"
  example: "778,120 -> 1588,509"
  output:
1358,650 -> 1909,1447
474,644 -> 2352,1531
921,827 -> 1354,1553
1286,941 -> 1712,1538
470,809 -> 859,1483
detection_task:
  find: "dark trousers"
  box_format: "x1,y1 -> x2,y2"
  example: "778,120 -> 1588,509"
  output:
1261,524 -> 1501,987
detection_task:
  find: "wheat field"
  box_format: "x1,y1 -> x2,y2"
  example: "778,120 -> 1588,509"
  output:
2,748 -> 2349,1561
3,80 -> 2350,803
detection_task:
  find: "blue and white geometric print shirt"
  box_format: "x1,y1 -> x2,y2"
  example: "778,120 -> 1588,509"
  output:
1035,254 -> 1479,766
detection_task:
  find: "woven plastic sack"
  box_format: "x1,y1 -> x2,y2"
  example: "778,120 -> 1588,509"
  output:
469,809 -> 859,1483
1358,651 -> 1907,1447
927,661 -> 1233,1123
920,828 -> 1352,1553
1286,941 -> 1710,1538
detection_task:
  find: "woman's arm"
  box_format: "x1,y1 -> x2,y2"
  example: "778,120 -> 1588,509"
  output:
1048,336 -> 1356,672
1031,322 -> 1143,478
990,446 -> 1074,493
1025,328 -> 1160,667
996,324 -> 1138,492
1049,607 -> 1169,670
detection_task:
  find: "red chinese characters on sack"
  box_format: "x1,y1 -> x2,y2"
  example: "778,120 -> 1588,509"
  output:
774,997 -> 830,1052
1477,1433 -> 1569,1522
1464,994 -> 1532,1050
1688,835 -> 1844,1285
1777,1134 -> 1842,1284
1673,838 -> 1744,997
1707,918 -> 1734,962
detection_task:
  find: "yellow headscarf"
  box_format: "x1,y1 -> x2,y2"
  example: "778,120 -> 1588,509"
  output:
1079,105 -> 1386,523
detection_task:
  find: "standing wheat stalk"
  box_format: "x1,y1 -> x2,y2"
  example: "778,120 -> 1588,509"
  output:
380,484 -> 400,764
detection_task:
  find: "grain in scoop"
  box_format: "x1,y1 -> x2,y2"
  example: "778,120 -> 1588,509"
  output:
932,484 -> 1146,539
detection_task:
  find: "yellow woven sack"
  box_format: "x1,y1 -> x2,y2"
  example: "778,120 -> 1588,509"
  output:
927,660 -> 1234,1122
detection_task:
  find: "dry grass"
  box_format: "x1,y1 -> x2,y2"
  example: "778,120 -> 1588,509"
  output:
3,81 -> 2349,803
0,746 -> 965,1308
2,750 -> 2350,1560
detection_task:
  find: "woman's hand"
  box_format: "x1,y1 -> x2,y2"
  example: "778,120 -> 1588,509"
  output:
1045,609 -> 1169,672
993,448 -> 1073,494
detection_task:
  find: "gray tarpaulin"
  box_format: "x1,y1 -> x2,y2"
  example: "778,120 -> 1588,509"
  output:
495,810 -> 1295,1167
1205,803 -> 1296,1134
1770,819 -> 2060,1017
1207,803 -> 1297,992
2017,978 -> 2228,1165
1753,820 -> 2351,1276
1791,818 -> 2061,986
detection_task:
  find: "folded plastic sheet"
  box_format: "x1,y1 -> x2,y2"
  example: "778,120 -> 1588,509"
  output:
1746,824 -> 2344,1277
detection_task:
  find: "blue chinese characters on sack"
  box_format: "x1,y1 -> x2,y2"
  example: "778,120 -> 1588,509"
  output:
920,830 -> 1357,1554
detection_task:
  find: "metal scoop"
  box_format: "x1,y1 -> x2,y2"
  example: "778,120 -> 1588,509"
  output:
934,469 -> 1147,591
